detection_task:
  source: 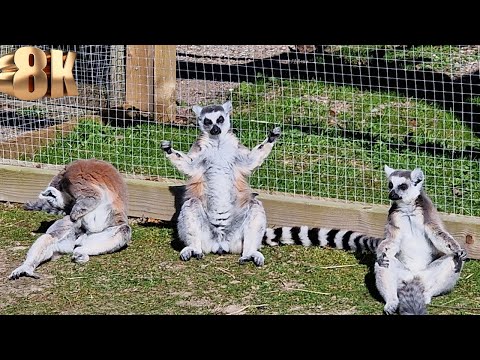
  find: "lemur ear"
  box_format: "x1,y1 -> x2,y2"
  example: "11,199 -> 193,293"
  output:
384,165 -> 395,177
411,168 -> 424,185
41,189 -> 53,197
222,101 -> 233,115
192,105 -> 203,117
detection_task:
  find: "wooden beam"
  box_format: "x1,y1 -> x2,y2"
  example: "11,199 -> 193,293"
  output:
109,45 -> 126,108
125,45 -> 154,113
154,45 -> 176,122
1,164 -> 479,260
0,118 -> 79,160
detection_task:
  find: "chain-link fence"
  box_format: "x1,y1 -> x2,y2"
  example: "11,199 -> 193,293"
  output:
1,45 -> 479,217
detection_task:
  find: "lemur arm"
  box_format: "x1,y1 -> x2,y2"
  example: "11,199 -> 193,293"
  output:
70,193 -> 102,222
161,140 -> 205,177
239,127 -> 281,172
375,221 -> 402,267
424,221 -> 466,258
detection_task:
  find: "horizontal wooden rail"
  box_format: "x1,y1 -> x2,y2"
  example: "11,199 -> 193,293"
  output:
1,164 -> 479,259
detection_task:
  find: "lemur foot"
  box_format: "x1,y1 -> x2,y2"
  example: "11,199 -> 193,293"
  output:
179,246 -> 203,261
455,248 -> 468,261
8,264 -> 40,280
72,249 -> 90,264
376,253 -> 389,268
161,140 -> 172,154
424,294 -> 432,305
383,300 -> 399,315
239,251 -> 265,267
74,234 -> 87,247
453,249 -> 467,273
267,127 -> 281,143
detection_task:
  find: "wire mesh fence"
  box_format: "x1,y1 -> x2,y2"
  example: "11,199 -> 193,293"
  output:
1,45 -> 479,217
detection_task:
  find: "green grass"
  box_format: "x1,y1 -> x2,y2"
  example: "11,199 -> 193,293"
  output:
321,45 -> 480,75
469,97 -> 480,106
15,105 -> 48,119
1,203 -> 479,315
27,77 -> 480,216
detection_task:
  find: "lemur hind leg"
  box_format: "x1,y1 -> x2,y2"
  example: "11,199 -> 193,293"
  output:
228,198 -> 266,267
420,253 -> 465,304
72,224 -> 132,264
177,198 -> 212,261
375,256 -> 413,314
9,215 -> 80,280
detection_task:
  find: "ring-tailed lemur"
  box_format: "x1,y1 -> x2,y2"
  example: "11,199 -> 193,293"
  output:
263,165 -> 468,315
161,101 -> 281,266
9,159 -> 132,280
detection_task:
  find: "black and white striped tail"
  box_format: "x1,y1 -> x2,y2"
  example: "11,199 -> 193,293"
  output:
397,277 -> 427,315
263,226 -> 383,253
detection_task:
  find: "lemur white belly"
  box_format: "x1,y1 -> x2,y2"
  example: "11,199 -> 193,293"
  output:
203,144 -> 238,228
204,168 -> 237,227
396,214 -> 434,272
81,190 -> 113,233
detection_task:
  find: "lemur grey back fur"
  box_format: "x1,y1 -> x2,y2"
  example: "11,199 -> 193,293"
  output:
161,101 -> 281,266
263,165 -> 467,315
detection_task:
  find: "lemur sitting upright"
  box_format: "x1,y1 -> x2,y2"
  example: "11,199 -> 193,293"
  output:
161,101 -> 281,266
263,165 -> 468,315
9,159 -> 132,280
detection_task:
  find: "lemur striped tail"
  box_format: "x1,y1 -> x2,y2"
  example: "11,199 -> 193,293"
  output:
397,277 -> 427,315
263,226 -> 383,253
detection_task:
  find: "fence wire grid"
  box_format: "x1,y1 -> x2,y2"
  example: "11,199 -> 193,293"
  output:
0,45 -> 479,217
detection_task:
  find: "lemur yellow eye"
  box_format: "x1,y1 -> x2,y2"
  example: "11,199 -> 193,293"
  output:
388,181 -> 393,189
398,184 -> 408,191
217,116 -> 224,124
204,118 -> 213,126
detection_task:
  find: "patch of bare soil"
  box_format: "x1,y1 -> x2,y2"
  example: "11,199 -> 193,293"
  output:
175,297 -> 215,308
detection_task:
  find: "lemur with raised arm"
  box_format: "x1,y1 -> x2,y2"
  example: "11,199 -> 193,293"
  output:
9,159 -> 132,280
263,165 -> 468,315
161,101 -> 281,266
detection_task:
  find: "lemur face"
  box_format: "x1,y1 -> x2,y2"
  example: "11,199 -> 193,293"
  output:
192,101 -> 232,137
39,186 -> 72,211
384,165 -> 424,204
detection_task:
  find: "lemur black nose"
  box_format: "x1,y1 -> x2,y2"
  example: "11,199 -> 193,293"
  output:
210,125 -> 221,135
389,191 -> 401,200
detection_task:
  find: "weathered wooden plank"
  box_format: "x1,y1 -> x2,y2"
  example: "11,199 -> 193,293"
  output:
0,118 -> 79,160
1,164 -> 479,259
125,45 -> 154,113
154,45 -> 176,122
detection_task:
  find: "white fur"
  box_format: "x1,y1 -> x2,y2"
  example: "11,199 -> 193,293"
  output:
80,188 -> 113,233
299,226 -> 311,246
333,230 -> 348,248
384,164 -> 395,177
375,165 -> 466,314
165,102 -> 280,266
392,203 -> 436,272
279,226 -> 293,245
317,228 -> 329,247
263,228 -> 277,246
40,186 -> 68,209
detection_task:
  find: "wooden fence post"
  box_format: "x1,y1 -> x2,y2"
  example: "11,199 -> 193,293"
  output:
154,45 -> 176,122
125,45 -> 155,113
